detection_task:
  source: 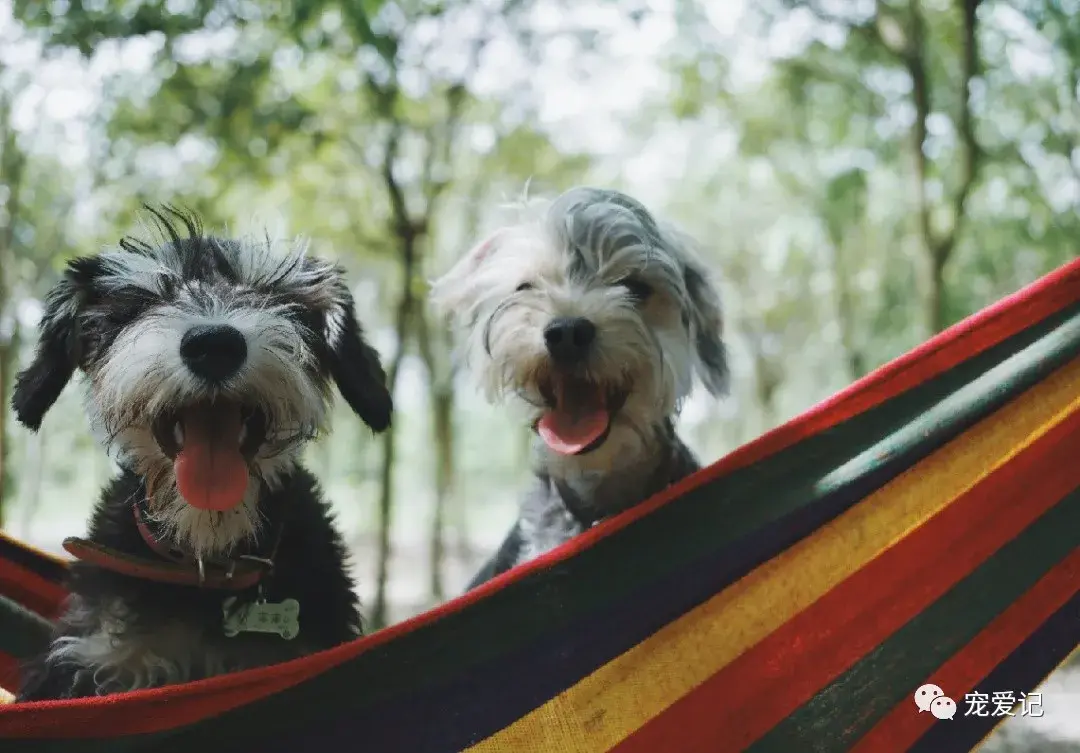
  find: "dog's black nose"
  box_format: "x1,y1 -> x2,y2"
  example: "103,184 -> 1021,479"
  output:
180,324 -> 248,383
544,317 -> 596,364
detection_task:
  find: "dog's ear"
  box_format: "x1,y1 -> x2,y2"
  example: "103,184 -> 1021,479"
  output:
682,259 -> 729,397
428,230 -> 506,327
324,281 -> 393,433
12,257 -> 100,431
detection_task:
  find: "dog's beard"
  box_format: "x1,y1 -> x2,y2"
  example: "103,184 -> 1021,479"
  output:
143,476 -> 265,560
93,400 -> 318,559
85,307 -> 329,558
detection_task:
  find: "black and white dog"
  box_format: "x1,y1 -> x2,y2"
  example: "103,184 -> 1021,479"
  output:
431,187 -> 728,589
13,207 -> 391,700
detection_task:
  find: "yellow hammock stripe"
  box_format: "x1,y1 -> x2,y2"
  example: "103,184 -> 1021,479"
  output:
468,355 -> 1080,753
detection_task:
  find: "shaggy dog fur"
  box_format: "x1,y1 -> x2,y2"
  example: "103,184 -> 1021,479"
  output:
430,187 -> 728,589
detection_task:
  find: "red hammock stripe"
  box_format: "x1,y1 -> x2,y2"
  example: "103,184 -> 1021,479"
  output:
613,387 -> 1080,753
0,554 -> 68,690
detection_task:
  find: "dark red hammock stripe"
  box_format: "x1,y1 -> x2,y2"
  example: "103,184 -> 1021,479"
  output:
851,547 -> 1080,752
0,562 -> 65,619
614,388 -> 1080,753
0,537 -> 67,618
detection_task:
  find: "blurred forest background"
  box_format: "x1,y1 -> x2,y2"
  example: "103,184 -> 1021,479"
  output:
0,0 -> 1077,747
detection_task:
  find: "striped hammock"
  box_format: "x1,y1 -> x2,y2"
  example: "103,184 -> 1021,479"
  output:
1,256 -> 1079,753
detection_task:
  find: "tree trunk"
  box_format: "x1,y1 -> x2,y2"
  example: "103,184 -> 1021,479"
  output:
414,300 -> 456,602
428,387 -> 453,601
18,415 -> 44,538
897,0 -> 982,336
363,19 -> 478,620
0,320 -> 19,525
0,89 -> 26,529
903,0 -> 942,337
745,330 -> 782,431
366,112 -> 423,629
921,249 -> 948,336
828,237 -> 868,382
755,361 -> 781,430
371,281 -> 413,630
372,422 -> 398,629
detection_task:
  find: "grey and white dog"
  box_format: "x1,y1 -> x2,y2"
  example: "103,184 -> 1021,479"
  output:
431,187 -> 728,589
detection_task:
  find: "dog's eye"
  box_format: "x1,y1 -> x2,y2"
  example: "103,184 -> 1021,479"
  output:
104,286 -> 159,324
516,282 -> 534,292
619,278 -> 653,303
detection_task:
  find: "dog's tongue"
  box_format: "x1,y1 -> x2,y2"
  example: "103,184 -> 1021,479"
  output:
174,402 -> 249,511
537,376 -> 609,455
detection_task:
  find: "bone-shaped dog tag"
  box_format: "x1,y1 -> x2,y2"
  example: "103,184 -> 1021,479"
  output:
222,596 -> 300,640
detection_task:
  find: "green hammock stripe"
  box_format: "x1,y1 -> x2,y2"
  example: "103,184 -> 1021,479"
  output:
0,595 -> 53,664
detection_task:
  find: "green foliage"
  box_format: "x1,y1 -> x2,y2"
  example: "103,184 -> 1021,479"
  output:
650,0 -> 1078,438
14,0 -> 224,55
